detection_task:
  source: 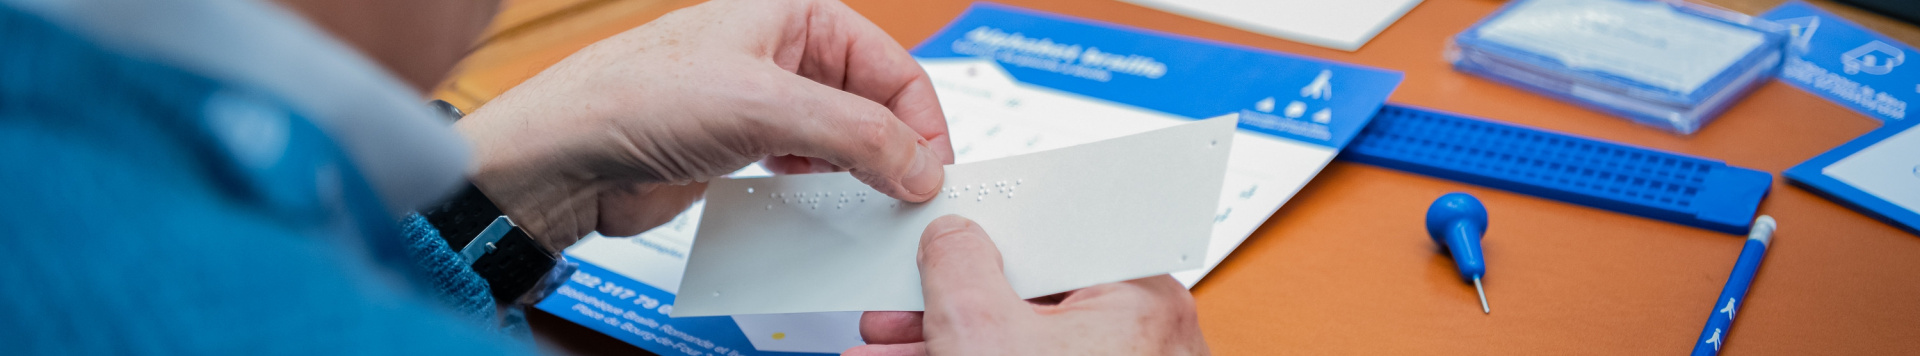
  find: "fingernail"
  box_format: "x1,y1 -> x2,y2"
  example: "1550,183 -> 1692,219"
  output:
904,144 -> 943,198
925,215 -> 974,238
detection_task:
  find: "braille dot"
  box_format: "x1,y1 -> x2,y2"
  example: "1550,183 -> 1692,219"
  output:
811,204 -> 818,209
748,187 -> 755,193
770,193 -> 778,198
1180,255 -> 1189,262
837,204 -> 843,209
766,205 -> 773,210
977,196 -> 984,201
784,199 -> 792,203
711,292 -> 721,297
1007,193 -> 1015,198
1209,139 -> 1218,147
1017,179 -> 1023,185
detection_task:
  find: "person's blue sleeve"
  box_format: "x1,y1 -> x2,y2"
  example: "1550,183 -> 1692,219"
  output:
0,121 -> 540,355
399,213 -> 500,327
0,4 -> 538,353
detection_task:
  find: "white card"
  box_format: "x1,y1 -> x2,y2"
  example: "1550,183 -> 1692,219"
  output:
671,116 -> 1238,317
1119,0 -> 1424,51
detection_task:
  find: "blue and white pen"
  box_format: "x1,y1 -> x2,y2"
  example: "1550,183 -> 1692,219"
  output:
1691,215 -> 1777,356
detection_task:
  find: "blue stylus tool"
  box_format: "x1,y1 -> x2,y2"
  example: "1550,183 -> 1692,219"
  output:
1691,216 -> 1777,355
1427,192 -> 1491,314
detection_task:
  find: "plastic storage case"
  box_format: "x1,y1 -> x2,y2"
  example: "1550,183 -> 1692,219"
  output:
1448,0 -> 1788,135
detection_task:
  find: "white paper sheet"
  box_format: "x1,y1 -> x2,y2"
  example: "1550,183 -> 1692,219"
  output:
1119,0 -> 1424,51
920,59 -> 1342,287
670,116 -> 1238,317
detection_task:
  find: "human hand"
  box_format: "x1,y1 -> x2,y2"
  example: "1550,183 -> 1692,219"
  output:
454,0 -> 952,249
849,215 -> 1211,356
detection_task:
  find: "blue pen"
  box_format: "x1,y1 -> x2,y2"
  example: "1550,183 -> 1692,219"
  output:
1691,215 -> 1777,355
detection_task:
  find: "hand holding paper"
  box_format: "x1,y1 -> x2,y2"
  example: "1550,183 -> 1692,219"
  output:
847,216 -> 1210,356
673,115 -> 1238,317
452,0 -> 953,250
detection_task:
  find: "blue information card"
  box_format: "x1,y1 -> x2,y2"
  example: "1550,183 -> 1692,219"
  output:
1763,1 -> 1918,122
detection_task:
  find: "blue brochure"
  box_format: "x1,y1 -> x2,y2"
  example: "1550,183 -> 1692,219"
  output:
911,2 -> 1401,287
1763,1 -> 1917,122
534,3 -> 1402,355
1785,112 -> 1920,237
913,3 -> 1402,148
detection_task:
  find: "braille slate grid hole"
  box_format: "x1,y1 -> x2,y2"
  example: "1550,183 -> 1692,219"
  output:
1353,107 -> 1725,211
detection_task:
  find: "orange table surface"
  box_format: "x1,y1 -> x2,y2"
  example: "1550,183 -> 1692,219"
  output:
436,1 -> 1920,355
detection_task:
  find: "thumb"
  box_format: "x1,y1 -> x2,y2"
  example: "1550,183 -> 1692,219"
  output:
917,215 -> 1025,327
765,73 -> 944,202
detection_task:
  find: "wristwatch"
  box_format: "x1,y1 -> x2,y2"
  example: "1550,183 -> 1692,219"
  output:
421,99 -> 562,304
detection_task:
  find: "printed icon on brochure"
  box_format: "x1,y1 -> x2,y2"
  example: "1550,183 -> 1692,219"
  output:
1284,100 -> 1307,119
1841,41 -> 1904,75
1255,97 -> 1277,113
1777,16 -> 1819,52
1301,69 -> 1333,100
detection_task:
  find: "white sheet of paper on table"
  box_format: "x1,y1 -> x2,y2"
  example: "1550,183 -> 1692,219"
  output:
669,116 -> 1237,317
1118,0 -> 1424,51
924,59 -> 1342,287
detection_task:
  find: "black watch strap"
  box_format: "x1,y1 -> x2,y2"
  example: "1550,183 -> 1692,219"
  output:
422,183 -> 502,250
422,182 -> 559,303
468,226 -> 557,303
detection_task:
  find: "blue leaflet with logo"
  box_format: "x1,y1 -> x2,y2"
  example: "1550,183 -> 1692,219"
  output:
912,2 -> 1403,149
535,258 -> 813,356
1763,1 -> 1917,122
